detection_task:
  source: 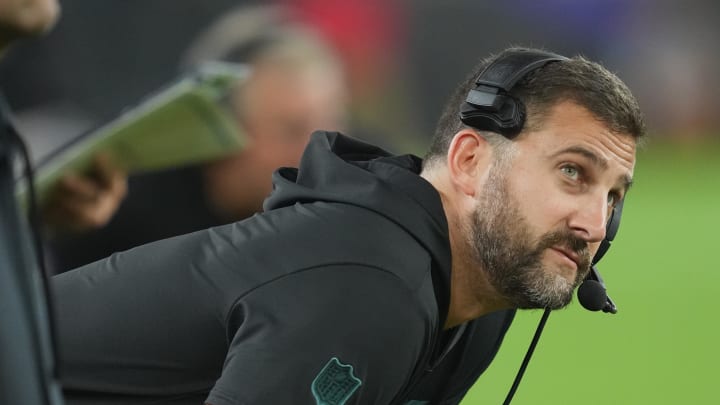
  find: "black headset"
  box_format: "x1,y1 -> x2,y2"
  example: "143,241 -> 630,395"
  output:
460,48 -> 619,314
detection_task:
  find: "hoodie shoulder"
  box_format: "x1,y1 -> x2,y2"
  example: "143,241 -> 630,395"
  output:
262,131 -> 453,325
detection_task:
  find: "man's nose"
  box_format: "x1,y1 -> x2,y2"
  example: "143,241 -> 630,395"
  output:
568,195 -> 608,243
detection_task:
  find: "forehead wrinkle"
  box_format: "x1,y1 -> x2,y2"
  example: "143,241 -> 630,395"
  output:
599,131 -> 636,166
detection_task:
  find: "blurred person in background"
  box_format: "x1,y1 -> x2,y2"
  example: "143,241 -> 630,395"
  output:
282,0 -> 421,149
43,4 -> 348,273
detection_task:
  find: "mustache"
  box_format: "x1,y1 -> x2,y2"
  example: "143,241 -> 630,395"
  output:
538,230 -> 592,271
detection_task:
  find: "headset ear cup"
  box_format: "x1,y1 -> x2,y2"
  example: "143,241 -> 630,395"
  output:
460,95 -> 525,137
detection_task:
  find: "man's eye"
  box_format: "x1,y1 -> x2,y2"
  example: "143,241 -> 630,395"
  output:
560,165 -> 580,180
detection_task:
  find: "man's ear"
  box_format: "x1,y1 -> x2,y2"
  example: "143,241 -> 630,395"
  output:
446,130 -> 492,197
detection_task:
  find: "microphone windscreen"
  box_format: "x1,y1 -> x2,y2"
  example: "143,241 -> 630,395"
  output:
578,280 -> 607,312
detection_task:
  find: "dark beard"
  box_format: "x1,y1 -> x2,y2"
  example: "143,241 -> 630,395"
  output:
468,166 -> 592,309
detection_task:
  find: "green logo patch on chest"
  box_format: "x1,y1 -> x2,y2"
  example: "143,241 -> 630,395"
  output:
311,357 -> 362,405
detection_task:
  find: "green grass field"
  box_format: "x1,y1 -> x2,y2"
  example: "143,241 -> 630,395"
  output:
461,139 -> 720,404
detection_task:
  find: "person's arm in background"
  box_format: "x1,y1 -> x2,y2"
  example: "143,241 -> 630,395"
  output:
42,154 -> 127,233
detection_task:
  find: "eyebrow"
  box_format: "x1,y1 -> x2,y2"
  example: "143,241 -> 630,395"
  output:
552,146 -> 634,193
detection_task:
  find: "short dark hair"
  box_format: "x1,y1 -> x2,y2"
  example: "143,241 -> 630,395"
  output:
424,47 -> 646,166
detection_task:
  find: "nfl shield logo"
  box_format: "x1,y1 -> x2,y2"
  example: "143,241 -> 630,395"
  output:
311,357 -> 362,405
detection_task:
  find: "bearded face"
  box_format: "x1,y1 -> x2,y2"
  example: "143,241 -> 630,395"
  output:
467,162 -> 592,310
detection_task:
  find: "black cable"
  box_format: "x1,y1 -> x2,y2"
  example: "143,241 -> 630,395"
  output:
502,308 -> 551,405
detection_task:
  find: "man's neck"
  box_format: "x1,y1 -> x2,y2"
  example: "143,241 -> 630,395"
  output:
443,214 -> 511,329
422,169 -> 512,329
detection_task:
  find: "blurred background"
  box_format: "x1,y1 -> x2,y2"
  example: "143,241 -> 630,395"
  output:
1,0 -> 718,403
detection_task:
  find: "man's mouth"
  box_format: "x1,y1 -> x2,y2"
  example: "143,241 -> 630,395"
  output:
550,246 -> 581,269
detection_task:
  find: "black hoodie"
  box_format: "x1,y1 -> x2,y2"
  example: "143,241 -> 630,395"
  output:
54,131 -> 514,405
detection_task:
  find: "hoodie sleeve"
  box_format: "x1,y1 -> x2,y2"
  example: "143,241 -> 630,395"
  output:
205,264 -> 435,405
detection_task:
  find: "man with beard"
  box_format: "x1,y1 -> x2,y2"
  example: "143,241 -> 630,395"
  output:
53,47 -> 645,405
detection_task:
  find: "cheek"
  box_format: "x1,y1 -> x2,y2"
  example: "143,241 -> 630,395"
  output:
507,175 -> 560,234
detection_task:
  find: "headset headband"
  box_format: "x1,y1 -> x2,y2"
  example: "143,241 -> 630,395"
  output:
460,49 -> 568,137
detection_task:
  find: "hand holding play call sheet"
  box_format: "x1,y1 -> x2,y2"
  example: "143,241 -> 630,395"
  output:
17,62 -> 250,206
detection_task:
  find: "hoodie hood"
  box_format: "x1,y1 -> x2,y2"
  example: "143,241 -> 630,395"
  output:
264,131 -> 452,320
